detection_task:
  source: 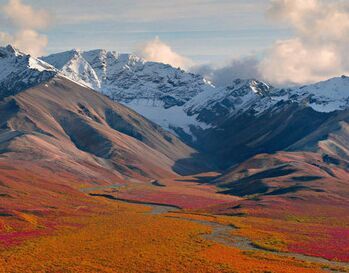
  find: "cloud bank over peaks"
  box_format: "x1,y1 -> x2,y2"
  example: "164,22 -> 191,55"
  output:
193,0 -> 349,87
259,0 -> 349,85
136,37 -> 193,70
191,57 -> 262,87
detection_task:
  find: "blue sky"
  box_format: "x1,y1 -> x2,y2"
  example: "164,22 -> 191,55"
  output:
0,0 -> 292,63
2,0 -> 347,86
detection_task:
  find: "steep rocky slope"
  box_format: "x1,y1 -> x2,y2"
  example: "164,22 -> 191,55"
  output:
43,49 -> 349,150
0,45 -> 57,99
0,46 -> 206,181
42,49 -> 214,138
42,49 -> 212,107
196,77 -> 349,168
0,76 -> 201,179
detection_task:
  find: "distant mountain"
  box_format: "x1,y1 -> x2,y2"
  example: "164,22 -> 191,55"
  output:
42,49 -> 349,177
42,49 -> 213,106
187,76 -> 349,124
193,76 -> 349,167
1,44 -> 349,206
0,46 -> 205,181
185,79 -> 274,125
43,49 -> 349,145
42,49 -> 214,139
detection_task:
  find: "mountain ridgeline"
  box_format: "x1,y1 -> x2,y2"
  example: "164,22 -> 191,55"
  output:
42,48 -> 349,169
0,45 -> 349,201
0,46 -> 208,182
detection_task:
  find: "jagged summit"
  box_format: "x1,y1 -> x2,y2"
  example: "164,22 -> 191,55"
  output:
1,44 -> 20,56
116,52 -> 144,64
42,49 -> 101,90
81,49 -> 144,65
0,44 -> 55,72
43,49 -> 213,108
42,48 -> 349,140
40,49 -> 83,69
288,75 -> 349,112
185,78 -> 274,123
0,44 -> 57,99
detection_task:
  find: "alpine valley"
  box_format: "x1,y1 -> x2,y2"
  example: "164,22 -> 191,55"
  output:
1,45 -> 349,273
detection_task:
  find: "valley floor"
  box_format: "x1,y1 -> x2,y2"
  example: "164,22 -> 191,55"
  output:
0,198 -> 338,273
1,171 -> 349,273
1,193 -> 349,273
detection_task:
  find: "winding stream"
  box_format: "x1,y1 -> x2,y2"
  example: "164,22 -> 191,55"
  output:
89,193 -> 349,272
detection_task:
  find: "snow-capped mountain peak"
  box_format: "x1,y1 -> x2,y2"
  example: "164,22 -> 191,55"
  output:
0,45 -> 55,73
184,79 -> 274,124
41,47 -> 349,142
43,49 -> 214,108
117,53 -> 144,65
0,45 -> 57,99
42,49 -> 101,90
287,75 -> 349,112
2,44 -> 20,56
42,48 -> 218,139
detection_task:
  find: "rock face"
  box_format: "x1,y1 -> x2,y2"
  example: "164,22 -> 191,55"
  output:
42,47 -> 349,171
1,44 -> 349,203
42,49 -> 214,139
42,49 -> 349,142
42,49 -> 213,107
191,76 -> 349,168
0,46 -> 209,180
0,45 -> 57,99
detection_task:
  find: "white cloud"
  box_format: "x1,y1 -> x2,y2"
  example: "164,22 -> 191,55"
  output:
12,29 -> 48,57
0,0 -> 50,56
3,0 -> 50,29
136,37 -> 193,69
191,57 -> 261,87
260,0 -> 349,85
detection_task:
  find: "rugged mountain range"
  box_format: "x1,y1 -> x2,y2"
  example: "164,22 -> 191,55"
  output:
43,49 -> 349,165
40,47 -> 349,203
194,77 -> 349,168
0,46 -> 204,184
42,49 -> 349,140
42,49 -> 213,138
42,49 -> 212,106
1,45 -> 349,204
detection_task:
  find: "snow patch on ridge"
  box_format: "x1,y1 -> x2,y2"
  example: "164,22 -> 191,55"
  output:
43,49 -> 214,108
124,99 -> 210,137
290,76 -> 349,113
42,49 -> 100,90
0,45 -> 57,98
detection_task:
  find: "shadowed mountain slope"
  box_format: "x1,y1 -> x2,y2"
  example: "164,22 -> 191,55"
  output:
0,75 -> 202,180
